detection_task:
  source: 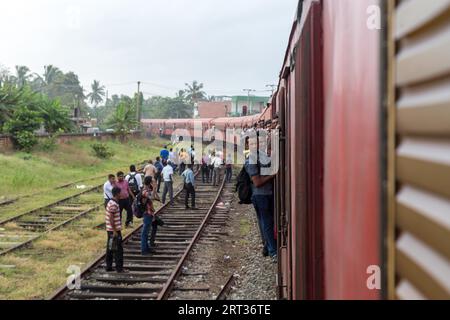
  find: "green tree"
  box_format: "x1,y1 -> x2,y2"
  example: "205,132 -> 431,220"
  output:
0,84 -> 37,130
43,65 -> 62,86
38,97 -> 73,135
15,65 -> 31,88
184,80 -> 206,104
4,106 -> 42,151
106,101 -> 138,141
87,80 -> 105,107
0,65 -> 11,87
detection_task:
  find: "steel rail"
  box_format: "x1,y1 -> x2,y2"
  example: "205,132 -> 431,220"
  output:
156,177 -> 227,300
0,162 -> 149,256
0,204 -> 101,257
216,274 -> 237,300
49,173 -> 194,300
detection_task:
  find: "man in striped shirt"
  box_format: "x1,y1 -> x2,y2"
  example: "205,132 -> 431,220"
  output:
105,187 -> 125,273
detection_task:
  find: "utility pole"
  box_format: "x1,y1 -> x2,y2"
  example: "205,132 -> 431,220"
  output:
136,81 -> 141,130
266,84 -> 277,97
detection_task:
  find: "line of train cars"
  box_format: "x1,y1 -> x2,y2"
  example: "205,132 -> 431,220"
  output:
142,114 -> 264,140
143,0 -> 450,300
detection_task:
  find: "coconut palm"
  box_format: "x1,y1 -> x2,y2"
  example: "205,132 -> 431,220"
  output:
106,101 -> 138,141
175,89 -> 186,101
15,65 -> 31,88
43,65 -> 62,85
184,81 -> 206,104
87,80 -> 105,107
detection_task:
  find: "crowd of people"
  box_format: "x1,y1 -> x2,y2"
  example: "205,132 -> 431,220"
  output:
102,133 -> 277,273
101,143 -> 235,272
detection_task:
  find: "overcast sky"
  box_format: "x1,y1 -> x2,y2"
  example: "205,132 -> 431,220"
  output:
0,0 -> 297,98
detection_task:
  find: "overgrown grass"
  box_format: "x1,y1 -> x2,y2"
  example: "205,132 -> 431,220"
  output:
0,137 -> 170,221
0,176 -> 182,300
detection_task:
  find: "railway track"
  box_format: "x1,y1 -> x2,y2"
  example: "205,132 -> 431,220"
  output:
0,162 -> 149,257
52,175 -> 228,300
0,161 -> 149,208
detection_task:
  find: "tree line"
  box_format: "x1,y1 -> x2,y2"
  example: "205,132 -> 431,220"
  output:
0,63 -> 209,151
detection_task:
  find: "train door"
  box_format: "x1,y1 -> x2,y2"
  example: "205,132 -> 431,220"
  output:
387,0 -> 450,300
276,85 -> 292,299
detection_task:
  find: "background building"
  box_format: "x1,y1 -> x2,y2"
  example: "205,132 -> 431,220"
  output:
196,95 -> 269,118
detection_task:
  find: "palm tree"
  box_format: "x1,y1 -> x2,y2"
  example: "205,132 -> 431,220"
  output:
15,65 -> 31,88
175,89 -> 186,101
106,102 -> 138,141
43,65 -> 62,85
184,81 -> 206,104
38,98 -> 73,135
87,80 -> 105,107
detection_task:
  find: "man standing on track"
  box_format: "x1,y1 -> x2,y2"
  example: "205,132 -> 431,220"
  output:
116,171 -> 136,228
201,153 -> 210,183
105,187 -> 126,273
160,146 -> 169,162
211,152 -> 222,186
182,164 -> 196,210
125,165 -> 142,197
154,156 -> 164,193
141,176 -> 157,255
103,174 -> 116,208
143,160 -> 160,201
161,160 -> 174,205
225,153 -> 233,183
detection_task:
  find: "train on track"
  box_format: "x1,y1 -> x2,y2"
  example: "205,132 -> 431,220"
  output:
142,0 -> 450,300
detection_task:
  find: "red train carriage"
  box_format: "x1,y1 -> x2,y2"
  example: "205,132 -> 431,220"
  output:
274,0 -> 382,300
140,1 -> 450,300
142,119 -> 167,137
274,0 -> 450,300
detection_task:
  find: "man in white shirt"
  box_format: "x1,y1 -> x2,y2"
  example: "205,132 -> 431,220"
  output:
211,153 -> 223,186
161,160 -> 174,205
125,165 -> 143,197
103,174 -> 116,208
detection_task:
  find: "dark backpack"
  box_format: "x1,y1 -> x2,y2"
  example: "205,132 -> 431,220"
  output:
128,173 -> 140,195
132,191 -> 147,219
235,165 -> 253,204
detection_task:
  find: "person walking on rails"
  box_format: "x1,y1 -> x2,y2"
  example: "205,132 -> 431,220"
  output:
161,160 -> 174,205
154,156 -> 164,193
141,176 -> 157,255
225,153 -> 233,183
143,160 -> 160,201
105,187 -> 126,273
103,174 -> 116,208
160,146 -> 169,162
211,152 -> 222,186
116,171 -> 136,228
126,165 -> 142,197
182,164 -> 196,209
201,153 -> 210,183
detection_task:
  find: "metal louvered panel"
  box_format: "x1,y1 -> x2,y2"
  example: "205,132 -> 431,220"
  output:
393,0 -> 450,300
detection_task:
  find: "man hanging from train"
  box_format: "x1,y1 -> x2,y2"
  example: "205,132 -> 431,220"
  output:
244,130 -> 277,262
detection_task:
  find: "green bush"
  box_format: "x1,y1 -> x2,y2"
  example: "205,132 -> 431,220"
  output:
91,142 -> 113,159
4,106 -> 42,151
39,136 -> 58,152
15,131 -> 38,153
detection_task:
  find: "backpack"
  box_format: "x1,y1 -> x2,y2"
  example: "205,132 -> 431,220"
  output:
235,165 -> 253,204
132,191 -> 147,219
128,173 -> 139,195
